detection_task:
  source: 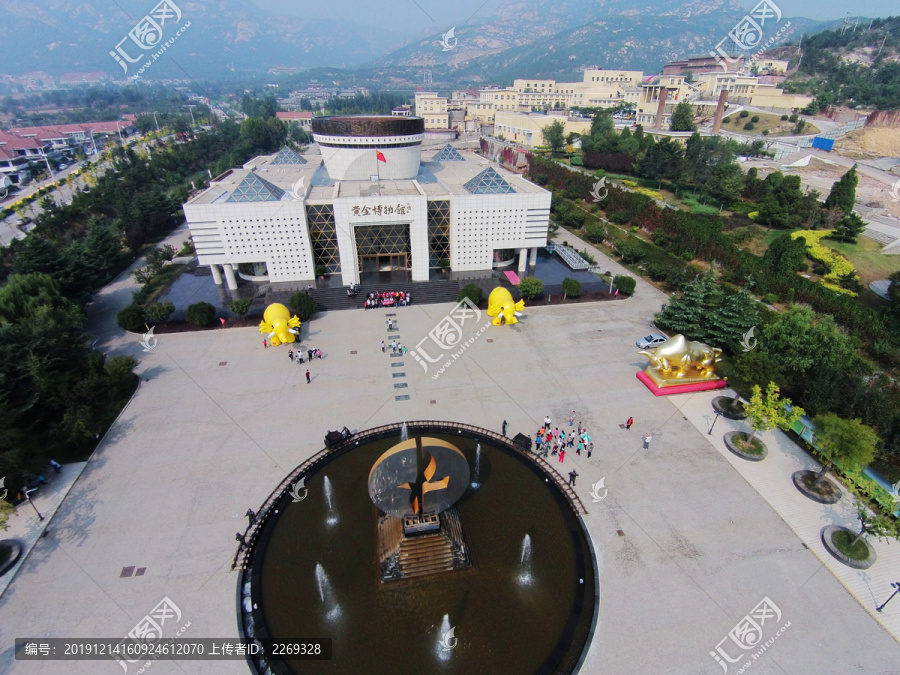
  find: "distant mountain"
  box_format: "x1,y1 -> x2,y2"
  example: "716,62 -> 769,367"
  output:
368,0 -> 829,86
0,0 -> 832,85
0,0 -> 407,79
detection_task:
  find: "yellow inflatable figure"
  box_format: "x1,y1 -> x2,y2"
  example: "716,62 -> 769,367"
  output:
486,287 -> 525,326
259,303 -> 301,346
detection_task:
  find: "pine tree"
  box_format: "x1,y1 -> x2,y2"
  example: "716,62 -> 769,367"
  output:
832,212 -> 866,243
706,289 -> 760,352
824,164 -> 858,214
656,272 -> 721,340
669,100 -> 697,132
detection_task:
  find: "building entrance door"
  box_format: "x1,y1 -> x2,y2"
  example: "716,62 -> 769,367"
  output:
360,253 -> 408,273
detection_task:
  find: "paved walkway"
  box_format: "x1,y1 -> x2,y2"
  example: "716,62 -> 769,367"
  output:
0,234 -> 897,674
675,391 -> 900,642
0,462 -> 87,598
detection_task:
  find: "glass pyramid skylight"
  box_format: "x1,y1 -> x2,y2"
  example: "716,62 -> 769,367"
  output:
226,172 -> 285,202
434,144 -> 465,161
271,146 -> 307,165
463,166 -> 515,195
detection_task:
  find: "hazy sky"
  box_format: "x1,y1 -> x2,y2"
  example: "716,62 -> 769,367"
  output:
248,0 -> 898,30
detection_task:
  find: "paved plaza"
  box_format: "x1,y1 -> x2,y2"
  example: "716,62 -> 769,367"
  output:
0,229 -> 899,674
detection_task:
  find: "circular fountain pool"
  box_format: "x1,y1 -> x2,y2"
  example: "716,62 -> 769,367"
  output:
240,422 -> 597,674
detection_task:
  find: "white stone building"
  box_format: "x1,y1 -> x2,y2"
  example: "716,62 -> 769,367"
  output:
182,116 -> 550,291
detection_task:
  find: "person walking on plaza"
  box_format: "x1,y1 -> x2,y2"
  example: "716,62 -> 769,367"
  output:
626,416 -> 634,430
587,442 -> 593,458
49,458 -> 62,474
544,415 -> 552,428
567,434 -> 574,449
317,348 -> 322,360
306,369 -> 311,384
535,433 -> 542,452
568,470 -> 578,486
559,448 -> 566,463
502,420 -> 508,436
643,432 -> 653,449
381,340 -> 385,353
577,440 -> 583,455
569,411 -> 575,426
262,339 -> 268,349
288,350 -> 294,362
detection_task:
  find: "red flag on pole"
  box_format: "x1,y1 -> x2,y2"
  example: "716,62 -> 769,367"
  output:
376,151 -> 386,163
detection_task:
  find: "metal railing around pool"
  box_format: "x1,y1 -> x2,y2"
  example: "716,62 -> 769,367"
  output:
231,420 -> 587,571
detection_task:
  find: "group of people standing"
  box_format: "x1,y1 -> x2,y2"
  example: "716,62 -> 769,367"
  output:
364,291 -> 411,310
287,348 -> 323,363
534,411 -> 594,463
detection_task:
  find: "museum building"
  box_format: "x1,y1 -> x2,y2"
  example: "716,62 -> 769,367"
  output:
182,116 -> 551,289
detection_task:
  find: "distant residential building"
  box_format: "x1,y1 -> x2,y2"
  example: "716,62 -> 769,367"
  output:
391,105 -> 412,116
276,111 -> 314,132
414,92 -> 449,129
637,75 -> 693,128
59,72 -> 108,87
493,111 -> 590,148
749,58 -> 790,75
0,146 -> 32,185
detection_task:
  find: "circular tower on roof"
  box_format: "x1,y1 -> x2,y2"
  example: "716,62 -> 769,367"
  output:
311,115 -> 425,181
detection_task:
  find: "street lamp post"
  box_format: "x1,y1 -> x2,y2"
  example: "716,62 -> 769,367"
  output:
708,409 -> 723,435
876,581 -> 900,612
152,111 -> 160,133
185,105 -> 196,126
23,488 -> 44,521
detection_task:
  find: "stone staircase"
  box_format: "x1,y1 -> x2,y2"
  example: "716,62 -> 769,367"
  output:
268,279 -> 462,312
397,534 -> 457,580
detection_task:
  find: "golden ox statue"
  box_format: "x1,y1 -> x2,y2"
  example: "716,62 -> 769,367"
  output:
638,334 -> 722,379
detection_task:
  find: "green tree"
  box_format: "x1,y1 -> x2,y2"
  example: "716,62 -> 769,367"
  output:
457,283 -> 483,305
744,381 -> 805,444
669,101 -> 697,131
541,120 -> 566,154
705,162 -> 746,203
0,273 -> 74,322
561,278 -> 582,298
888,271 -> 900,318
228,298 -> 253,317
287,293 -> 318,321
809,413 -> 878,488
185,301 -> 216,327
850,503 -> 900,547
0,499 -> 13,531
656,272 -> 721,340
145,300 -> 175,324
636,137 -> 685,180
117,304 -> 147,332
613,274 -> 636,294
824,164 -> 858,214
832,212 -> 866,243
763,233 -> 807,275
517,277 -> 544,299
706,289 -> 760,353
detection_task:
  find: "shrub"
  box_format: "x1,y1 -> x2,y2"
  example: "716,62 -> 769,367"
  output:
762,129 -> 769,136
117,304 -> 146,332
739,110 -> 749,118
798,262 -> 809,272
743,122 -> 755,131
680,251 -> 694,261
228,298 -> 253,316
185,301 -> 217,327
763,293 -> 779,304
570,155 -> 583,166
781,114 -> 789,121
723,116 -> 732,123
144,300 -> 175,324
288,292 -> 318,321
562,278 -> 582,298
616,239 -> 645,264
517,277 -> 544,299
613,274 -> 636,294
813,264 -> 828,275
789,113 -> 798,123
750,115 -> 760,123
457,283 -> 483,305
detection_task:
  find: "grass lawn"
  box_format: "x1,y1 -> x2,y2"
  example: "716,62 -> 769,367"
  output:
831,529 -> 871,561
720,111 -> 821,138
825,237 -> 900,285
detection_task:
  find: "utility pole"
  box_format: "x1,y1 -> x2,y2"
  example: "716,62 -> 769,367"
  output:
152,111 -> 160,132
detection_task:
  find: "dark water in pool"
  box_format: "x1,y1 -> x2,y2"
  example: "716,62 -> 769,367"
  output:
252,431 -> 596,674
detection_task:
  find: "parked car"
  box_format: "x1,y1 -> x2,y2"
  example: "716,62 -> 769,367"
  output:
636,333 -> 668,349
